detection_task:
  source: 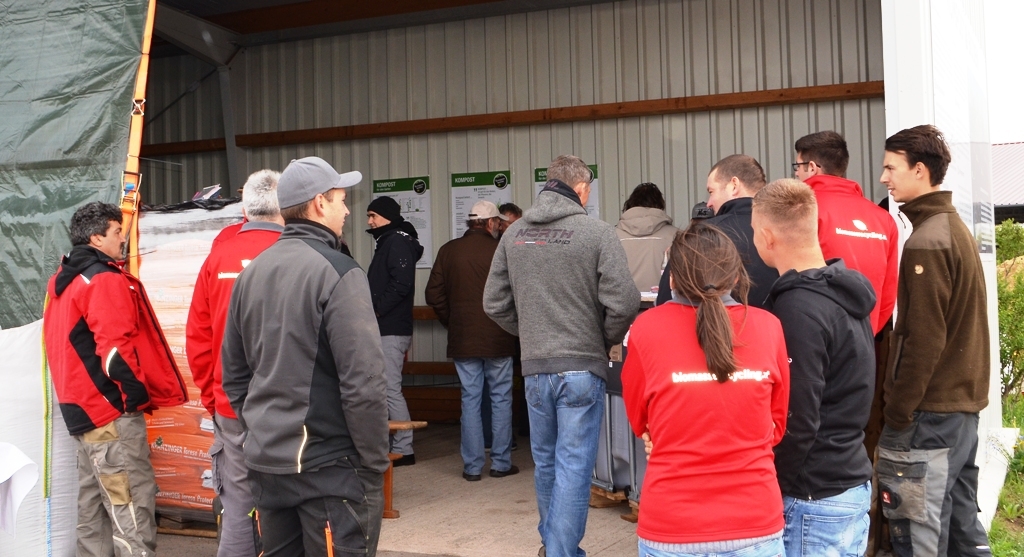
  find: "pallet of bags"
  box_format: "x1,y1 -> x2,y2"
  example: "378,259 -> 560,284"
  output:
138,199 -> 242,520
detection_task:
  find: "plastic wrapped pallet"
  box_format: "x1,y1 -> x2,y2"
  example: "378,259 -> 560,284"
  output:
0,320 -> 77,557
137,201 -> 242,520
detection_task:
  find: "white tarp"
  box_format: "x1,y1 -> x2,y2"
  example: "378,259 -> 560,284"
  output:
0,320 -> 76,557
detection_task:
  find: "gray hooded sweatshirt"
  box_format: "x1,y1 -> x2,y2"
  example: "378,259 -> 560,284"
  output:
483,181 -> 640,381
615,207 -> 679,293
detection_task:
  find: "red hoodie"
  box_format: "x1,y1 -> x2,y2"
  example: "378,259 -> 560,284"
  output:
186,222 -> 282,418
622,302 -> 790,544
805,174 -> 898,333
44,246 -> 188,435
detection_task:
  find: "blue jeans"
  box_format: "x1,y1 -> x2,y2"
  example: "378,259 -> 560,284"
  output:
638,537 -> 784,557
526,371 -> 604,557
455,357 -> 514,474
782,481 -> 871,557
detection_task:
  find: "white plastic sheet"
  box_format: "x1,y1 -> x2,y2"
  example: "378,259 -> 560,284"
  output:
0,320 -> 76,557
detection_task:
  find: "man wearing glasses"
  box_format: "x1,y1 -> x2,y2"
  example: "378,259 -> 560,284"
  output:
793,131 -> 898,336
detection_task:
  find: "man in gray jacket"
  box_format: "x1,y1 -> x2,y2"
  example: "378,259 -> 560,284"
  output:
221,156 -> 389,556
484,155 -> 640,557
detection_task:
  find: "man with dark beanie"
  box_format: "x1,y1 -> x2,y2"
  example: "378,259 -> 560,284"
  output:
366,195 -> 424,465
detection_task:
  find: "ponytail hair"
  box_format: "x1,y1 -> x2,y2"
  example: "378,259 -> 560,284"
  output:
668,222 -> 749,382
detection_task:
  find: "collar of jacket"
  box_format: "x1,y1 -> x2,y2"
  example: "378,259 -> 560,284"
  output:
540,179 -> 583,206
898,190 -> 955,228
803,174 -> 865,197
240,220 -> 285,234
668,291 -> 741,307
463,227 -> 492,238
54,245 -> 118,296
366,220 -> 404,242
715,196 -> 753,217
281,219 -> 339,249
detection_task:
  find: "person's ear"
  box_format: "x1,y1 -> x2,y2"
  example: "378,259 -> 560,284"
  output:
762,226 -> 776,250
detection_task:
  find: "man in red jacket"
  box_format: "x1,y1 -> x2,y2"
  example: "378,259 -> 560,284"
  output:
794,131 -> 898,334
187,169 -> 283,557
44,201 -> 188,557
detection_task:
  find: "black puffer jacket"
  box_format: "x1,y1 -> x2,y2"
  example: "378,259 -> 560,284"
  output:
765,259 -> 875,500
367,221 -> 424,336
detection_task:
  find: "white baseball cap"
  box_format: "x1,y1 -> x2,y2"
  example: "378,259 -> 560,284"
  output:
468,200 -> 508,221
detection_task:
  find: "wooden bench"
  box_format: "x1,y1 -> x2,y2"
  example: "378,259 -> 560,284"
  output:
384,420 -> 428,518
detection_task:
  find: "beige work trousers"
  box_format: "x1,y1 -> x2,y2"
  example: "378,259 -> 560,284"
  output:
75,412 -> 158,557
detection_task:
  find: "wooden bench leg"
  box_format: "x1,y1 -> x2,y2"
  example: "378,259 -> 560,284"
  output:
383,453 -> 400,519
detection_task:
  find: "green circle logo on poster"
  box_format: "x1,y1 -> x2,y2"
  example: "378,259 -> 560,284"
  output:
413,179 -> 427,194
494,173 -> 508,189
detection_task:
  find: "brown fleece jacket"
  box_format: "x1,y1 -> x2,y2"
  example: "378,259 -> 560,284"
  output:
883,190 -> 990,430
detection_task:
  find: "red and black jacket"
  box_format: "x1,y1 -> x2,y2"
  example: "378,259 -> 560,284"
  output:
44,245 -> 188,435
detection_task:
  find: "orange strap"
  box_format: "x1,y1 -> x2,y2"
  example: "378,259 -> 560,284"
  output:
325,521 -> 335,557
120,0 -> 157,278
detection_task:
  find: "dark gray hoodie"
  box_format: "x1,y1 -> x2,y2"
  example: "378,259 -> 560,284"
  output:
765,258 -> 876,500
483,180 -> 640,380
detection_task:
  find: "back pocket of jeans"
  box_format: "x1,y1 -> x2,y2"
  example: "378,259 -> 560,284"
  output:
876,458 -> 928,523
560,371 -> 599,408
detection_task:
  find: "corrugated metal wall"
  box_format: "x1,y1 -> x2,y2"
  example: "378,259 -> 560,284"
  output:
142,0 -> 885,362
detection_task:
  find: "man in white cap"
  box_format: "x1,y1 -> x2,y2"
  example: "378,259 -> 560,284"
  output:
425,201 -> 519,481
221,156 -> 389,556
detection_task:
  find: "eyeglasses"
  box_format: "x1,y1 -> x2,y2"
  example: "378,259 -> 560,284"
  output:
791,161 -> 811,172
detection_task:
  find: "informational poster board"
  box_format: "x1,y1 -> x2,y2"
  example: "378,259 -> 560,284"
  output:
534,165 -> 600,219
450,171 -> 513,239
372,177 -> 433,268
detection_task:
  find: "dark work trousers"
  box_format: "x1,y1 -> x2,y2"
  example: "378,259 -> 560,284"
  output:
876,412 -> 992,557
248,456 -> 384,557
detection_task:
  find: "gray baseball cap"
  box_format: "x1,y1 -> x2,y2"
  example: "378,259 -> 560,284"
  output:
277,156 -> 362,209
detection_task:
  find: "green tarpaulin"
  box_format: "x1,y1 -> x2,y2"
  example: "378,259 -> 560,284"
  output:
0,0 -> 149,328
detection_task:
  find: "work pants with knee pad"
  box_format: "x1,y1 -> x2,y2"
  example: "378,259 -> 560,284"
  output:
75,412 -> 158,557
877,411 -> 991,557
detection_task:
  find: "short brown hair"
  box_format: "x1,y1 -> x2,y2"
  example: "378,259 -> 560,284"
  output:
279,188 -> 336,221
794,131 -> 849,177
751,178 -> 818,245
710,155 -> 766,193
884,125 -> 952,186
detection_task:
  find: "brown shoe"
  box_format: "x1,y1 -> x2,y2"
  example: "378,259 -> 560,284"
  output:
489,465 -> 520,478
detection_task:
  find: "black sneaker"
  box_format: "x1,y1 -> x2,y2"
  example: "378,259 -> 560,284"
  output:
489,465 -> 520,478
462,471 -> 481,482
393,454 -> 415,467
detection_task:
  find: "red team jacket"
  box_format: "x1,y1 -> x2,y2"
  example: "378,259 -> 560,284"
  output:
44,246 -> 188,436
805,174 -> 898,333
622,302 -> 790,544
186,222 -> 282,419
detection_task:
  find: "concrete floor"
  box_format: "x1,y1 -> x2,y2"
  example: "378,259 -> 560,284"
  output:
158,424 -> 638,557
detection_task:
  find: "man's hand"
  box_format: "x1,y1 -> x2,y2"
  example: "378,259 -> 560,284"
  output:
641,431 -> 652,461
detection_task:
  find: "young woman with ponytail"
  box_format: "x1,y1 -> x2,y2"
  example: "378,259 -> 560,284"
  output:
621,222 -> 791,557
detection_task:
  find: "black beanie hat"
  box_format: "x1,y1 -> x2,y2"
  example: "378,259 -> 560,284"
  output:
367,196 -> 403,224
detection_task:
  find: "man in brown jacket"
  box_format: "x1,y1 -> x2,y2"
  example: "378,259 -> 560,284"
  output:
426,200 -> 519,481
877,125 -> 991,557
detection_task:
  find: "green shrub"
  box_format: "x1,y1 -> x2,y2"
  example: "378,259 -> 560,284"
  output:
997,220 -> 1024,397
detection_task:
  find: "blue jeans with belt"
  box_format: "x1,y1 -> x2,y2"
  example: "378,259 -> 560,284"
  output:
526,371 -> 605,557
